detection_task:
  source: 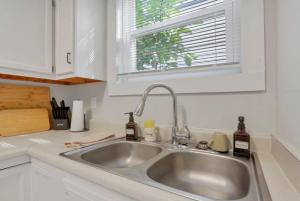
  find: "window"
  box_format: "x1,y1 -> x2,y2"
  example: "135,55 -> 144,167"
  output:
108,0 -> 265,95
119,0 -> 240,75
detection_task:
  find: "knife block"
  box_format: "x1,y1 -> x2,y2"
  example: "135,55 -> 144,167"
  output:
51,107 -> 71,130
52,119 -> 70,130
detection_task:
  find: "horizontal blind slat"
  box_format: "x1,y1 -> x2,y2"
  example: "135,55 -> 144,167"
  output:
135,0 -> 224,28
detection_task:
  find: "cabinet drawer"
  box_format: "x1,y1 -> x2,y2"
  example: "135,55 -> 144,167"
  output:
64,176 -> 136,201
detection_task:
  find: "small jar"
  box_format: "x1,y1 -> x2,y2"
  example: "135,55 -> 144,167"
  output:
196,141 -> 208,150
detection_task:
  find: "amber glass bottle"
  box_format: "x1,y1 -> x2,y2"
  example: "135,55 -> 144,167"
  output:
233,116 -> 250,159
125,112 -> 138,141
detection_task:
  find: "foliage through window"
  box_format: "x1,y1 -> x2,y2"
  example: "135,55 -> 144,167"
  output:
119,0 -> 240,74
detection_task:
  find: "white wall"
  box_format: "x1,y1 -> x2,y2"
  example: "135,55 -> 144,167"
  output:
276,0 -> 300,159
0,0 -> 277,137
66,0 -> 277,136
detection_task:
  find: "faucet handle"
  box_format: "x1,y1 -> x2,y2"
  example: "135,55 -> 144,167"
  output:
176,125 -> 191,145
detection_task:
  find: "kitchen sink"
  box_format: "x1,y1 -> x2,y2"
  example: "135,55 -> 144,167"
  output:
147,152 -> 250,200
61,139 -> 271,201
81,142 -> 162,168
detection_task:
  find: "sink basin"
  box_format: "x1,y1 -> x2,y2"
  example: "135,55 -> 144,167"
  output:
61,139 -> 269,201
147,152 -> 250,200
81,142 -> 162,168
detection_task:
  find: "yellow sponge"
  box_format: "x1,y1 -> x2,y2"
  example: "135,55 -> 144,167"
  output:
144,119 -> 155,128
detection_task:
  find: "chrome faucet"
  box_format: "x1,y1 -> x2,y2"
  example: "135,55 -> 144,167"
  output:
134,83 -> 190,145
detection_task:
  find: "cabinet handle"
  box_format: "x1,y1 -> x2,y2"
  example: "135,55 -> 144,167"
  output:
66,52 -> 71,64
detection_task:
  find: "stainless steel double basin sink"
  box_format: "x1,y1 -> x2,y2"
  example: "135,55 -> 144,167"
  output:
61,139 -> 271,201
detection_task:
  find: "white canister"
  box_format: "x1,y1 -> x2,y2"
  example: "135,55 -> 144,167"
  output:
70,100 -> 84,132
144,127 -> 158,142
143,120 -> 157,142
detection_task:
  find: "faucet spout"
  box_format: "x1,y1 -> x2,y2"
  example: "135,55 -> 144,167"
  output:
134,100 -> 146,117
134,83 -> 179,145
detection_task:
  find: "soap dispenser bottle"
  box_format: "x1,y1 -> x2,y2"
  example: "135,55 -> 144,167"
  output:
125,112 -> 138,141
233,116 -> 250,158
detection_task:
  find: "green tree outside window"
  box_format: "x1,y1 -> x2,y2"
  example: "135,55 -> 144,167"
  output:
135,0 -> 199,71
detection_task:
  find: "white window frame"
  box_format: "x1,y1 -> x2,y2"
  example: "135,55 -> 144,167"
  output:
107,0 -> 265,96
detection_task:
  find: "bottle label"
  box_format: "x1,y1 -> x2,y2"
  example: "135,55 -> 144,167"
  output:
126,129 -> 134,135
235,141 -> 249,149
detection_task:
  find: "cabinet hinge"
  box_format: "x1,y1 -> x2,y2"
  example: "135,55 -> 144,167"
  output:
52,66 -> 55,73
52,0 -> 56,8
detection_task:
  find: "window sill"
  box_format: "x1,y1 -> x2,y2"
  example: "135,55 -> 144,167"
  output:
108,68 -> 265,96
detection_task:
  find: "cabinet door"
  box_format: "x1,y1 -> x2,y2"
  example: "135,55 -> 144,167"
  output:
75,0 -> 107,80
64,176 -> 136,201
31,163 -> 65,201
0,0 -> 52,74
0,164 -> 30,201
55,0 -> 74,74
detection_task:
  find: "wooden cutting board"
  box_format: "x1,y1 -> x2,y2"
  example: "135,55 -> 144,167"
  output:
0,83 -> 51,111
0,108 -> 50,137
0,83 -> 52,119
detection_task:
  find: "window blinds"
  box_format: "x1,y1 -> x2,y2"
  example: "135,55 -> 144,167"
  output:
120,0 -> 240,74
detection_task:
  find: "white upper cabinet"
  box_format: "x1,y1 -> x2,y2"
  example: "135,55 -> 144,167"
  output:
55,0 -> 107,81
0,0 -> 52,74
55,0 -> 74,75
0,0 -> 106,83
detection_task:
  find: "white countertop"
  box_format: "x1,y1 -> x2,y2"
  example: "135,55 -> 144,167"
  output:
257,153 -> 300,201
0,130 -> 299,201
0,130 -> 193,201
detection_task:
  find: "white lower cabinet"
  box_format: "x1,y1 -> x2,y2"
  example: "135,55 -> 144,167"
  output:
0,164 -> 30,201
31,162 -> 65,201
64,176 -> 135,201
31,159 -> 135,201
